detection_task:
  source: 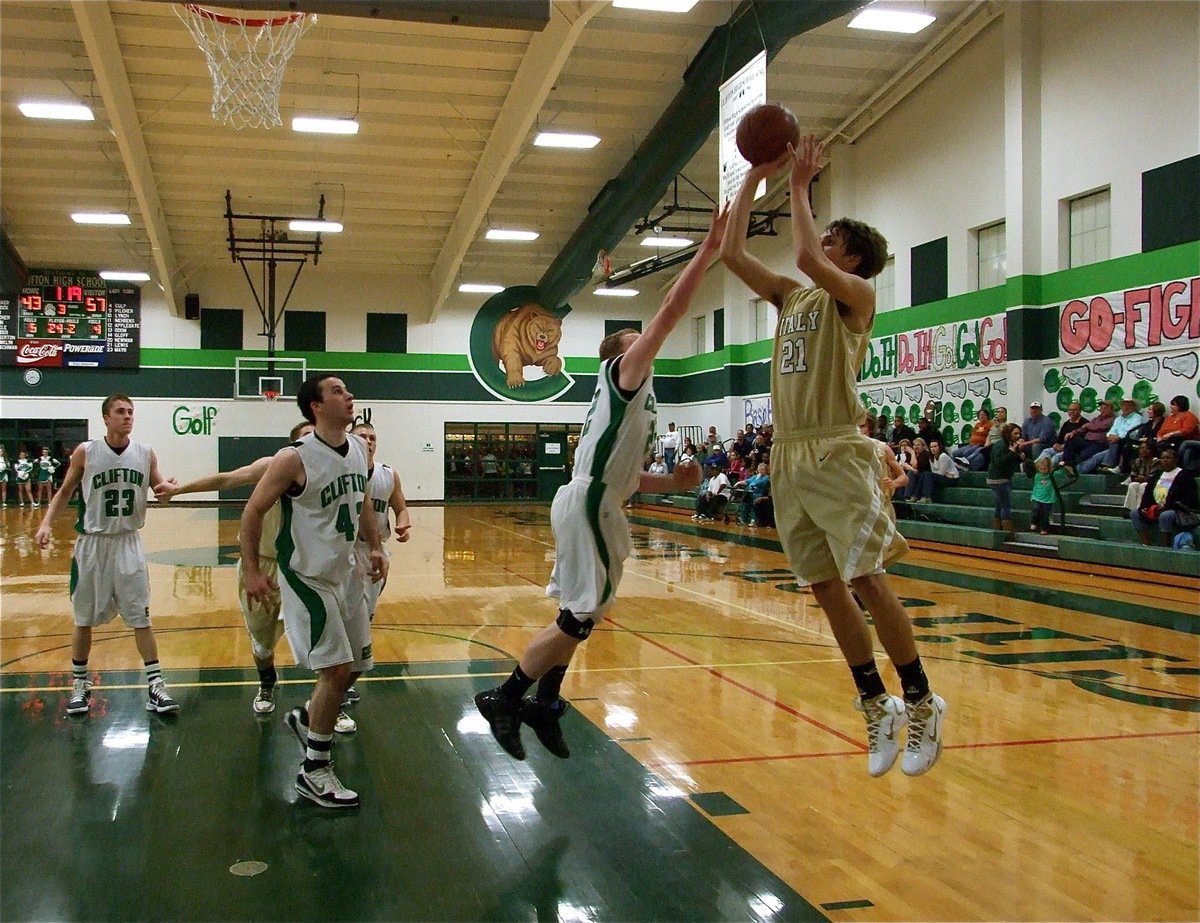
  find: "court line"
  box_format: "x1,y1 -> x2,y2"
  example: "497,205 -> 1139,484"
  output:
0,657 -> 848,694
651,727 -> 1200,769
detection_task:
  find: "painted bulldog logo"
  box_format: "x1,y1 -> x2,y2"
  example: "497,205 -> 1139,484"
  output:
491,303 -> 563,388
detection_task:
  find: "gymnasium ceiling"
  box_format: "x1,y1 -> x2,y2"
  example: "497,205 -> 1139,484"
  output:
0,0 -> 990,319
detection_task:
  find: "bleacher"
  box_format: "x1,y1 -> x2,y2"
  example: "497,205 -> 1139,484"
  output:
634,468 -> 1200,578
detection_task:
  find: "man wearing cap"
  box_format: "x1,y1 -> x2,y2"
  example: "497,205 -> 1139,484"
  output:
1017,401 -> 1057,475
1097,397 -> 1148,475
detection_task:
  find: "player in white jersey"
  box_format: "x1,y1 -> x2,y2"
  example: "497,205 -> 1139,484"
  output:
722,136 -> 946,777
474,208 -> 725,761
241,375 -> 387,809
35,394 -> 180,716
344,422 -> 411,706
154,421 -> 347,723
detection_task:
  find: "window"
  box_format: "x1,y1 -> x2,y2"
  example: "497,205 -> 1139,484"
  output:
284,310 -> 326,351
367,312 -> 407,353
874,257 -> 896,312
694,315 -> 707,354
752,298 -> 777,341
200,308 -> 243,350
976,222 -> 1006,290
1069,189 -> 1110,268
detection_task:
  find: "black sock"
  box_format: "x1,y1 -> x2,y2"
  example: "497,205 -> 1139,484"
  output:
536,666 -> 568,704
499,665 -> 535,702
258,666 -> 278,689
895,656 -> 930,703
849,660 -> 887,700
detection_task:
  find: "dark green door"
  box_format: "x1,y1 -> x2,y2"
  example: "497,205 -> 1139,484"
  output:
536,433 -> 568,501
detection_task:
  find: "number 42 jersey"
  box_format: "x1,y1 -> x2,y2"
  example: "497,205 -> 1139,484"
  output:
77,439 -> 152,535
277,432 -> 369,584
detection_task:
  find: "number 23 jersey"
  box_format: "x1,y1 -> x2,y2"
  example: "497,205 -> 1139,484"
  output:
78,440 -> 152,534
277,432 -> 369,583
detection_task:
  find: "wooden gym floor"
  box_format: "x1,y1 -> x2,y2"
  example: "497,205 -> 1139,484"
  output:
1,502 -> 1197,921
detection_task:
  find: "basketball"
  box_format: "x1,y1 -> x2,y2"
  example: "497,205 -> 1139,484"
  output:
735,103 -> 800,166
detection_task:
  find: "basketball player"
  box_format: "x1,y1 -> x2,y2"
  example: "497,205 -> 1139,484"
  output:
35,394 -> 180,717
721,136 -> 947,777
240,375 -> 386,808
344,422 -> 411,705
153,421 -> 363,729
473,208 -> 723,761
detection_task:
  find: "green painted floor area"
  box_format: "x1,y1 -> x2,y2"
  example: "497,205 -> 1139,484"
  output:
1,662 -> 824,922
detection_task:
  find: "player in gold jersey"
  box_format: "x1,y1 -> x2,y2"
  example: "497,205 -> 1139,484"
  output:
721,136 -> 946,777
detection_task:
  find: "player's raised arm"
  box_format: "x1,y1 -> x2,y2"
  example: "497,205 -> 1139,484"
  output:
241,447 -> 303,604
787,137 -> 876,328
35,443 -> 87,547
618,205 -> 729,391
720,156 -> 799,309
156,456 -> 271,502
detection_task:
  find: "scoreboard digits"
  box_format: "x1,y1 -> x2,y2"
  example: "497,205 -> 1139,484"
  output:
19,286 -> 109,342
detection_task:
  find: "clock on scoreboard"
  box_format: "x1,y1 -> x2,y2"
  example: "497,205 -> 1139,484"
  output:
0,269 -> 141,368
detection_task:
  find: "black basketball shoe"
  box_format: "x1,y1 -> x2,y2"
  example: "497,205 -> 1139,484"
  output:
474,688 -> 525,760
521,697 -> 570,759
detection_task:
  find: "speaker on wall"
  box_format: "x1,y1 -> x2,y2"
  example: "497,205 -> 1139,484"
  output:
185,293 -> 200,320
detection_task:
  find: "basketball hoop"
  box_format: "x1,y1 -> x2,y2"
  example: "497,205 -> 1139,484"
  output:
262,388 -> 280,403
175,4 -> 315,130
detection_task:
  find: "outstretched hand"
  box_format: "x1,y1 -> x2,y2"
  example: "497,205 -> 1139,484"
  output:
701,203 -> 731,251
788,135 -> 828,187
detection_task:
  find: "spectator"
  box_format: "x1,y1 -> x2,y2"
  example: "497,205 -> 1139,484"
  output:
902,438 -> 932,503
953,408 -> 992,470
1123,441 -> 1162,511
1131,448 -> 1199,546
706,426 -> 720,448
1098,397 -> 1147,474
894,438 -> 916,471
728,449 -> 747,482
928,439 -> 959,489
1179,439 -> 1200,473
1058,401 -> 1115,474
1135,401 -> 1167,448
1153,395 -> 1199,453
661,423 -> 679,473
704,441 -> 729,471
648,454 -> 667,475
1029,455 -> 1057,535
987,423 -> 1024,537
1042,402 -> 1088,462
743,462 -> 773,527
693,464 -> 731,522
1017,402 -> 1056,469
738,424 -> 757,458
889,413 -> 916,448
872,415 -> 890,442
679,439 -> 698,467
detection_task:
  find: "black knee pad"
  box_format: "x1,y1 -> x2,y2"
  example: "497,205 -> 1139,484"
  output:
555,608 -> 594,640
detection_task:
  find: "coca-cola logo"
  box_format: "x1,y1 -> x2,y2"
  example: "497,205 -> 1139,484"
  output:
17,342 -> 61,363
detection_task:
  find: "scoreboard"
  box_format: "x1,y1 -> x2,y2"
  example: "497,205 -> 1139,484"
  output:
1,269 -> 141,368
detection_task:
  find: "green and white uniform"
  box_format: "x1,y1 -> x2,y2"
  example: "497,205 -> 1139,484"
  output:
237,502 -> 284,660
275,433 -> 373,672
70,439 -> 153,628
353,463 -> 394,618
35,454 -> 57,483
15,458 -> 33,484
547,354 -> 655,619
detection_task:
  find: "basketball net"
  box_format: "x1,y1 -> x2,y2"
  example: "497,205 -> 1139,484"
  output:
262,389 -> 280,402
176,4 -> 315,130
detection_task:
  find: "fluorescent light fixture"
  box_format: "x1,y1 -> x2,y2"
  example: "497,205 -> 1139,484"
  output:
848,7 -> 935,33
19,101 -> 95,120
288,220 -> 343,233
99,271 -> 150,282
458,283 -> 504,294
485,229 -> 539,242
595,287 -> 638,297
640,236 -> 692,249
292,116 -> 359,135
612,0 -> 698,11
534,131 -> 600,149
72,212 -> 131,225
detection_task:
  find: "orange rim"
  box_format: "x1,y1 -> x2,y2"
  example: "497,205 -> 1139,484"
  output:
185,4 -> 306,28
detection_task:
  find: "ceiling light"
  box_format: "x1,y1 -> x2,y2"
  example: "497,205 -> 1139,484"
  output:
595,287 -> 638,297
72,213 -> 131,225
288,220 -> 343,233
612,0 -> 698,11
848,8 -> 936,34
486,229 -> 539,242
99,271 -> 151,282
640,236 -> 692,249
534,131 -> 601,149
292,116 -> 359,135
19,101 -> 95,121
459,283 -> 505,294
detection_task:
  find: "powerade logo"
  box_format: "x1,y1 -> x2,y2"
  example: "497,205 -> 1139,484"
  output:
63,341 -> 106,368
467,285 -> 574,403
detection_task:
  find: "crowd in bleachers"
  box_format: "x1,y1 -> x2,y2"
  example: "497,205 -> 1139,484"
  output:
644,394 -> 1200,552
